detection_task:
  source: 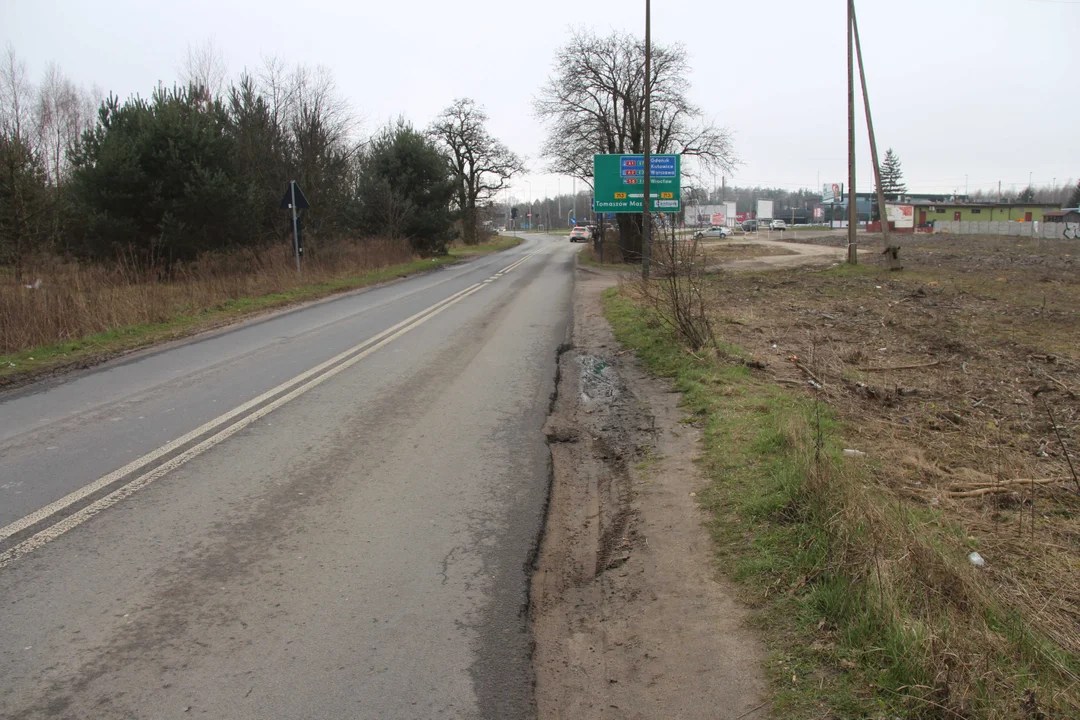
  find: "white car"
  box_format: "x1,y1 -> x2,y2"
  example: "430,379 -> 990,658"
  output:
769,219 -> 787,231
694,226 -> 732,239
569,226 -> 592,242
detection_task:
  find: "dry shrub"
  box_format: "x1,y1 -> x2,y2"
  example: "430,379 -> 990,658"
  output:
631,227 -> 717,351
579,228 -> 624,265
0,236 -> 414,354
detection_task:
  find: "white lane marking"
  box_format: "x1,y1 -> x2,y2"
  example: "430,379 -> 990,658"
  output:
0,282 -> 483,544
0,247 -> 545,568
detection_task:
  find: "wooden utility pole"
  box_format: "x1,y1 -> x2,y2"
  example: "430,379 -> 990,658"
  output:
852,2 -> 890,246
641,0 -> 653,279
846,0 -> 857,264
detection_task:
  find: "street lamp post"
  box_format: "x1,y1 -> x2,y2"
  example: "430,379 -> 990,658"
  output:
545,184 -> 555,232
557,178 -> 562,230
525,180 -> 533,231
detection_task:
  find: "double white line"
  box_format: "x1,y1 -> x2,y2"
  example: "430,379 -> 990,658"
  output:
0,247 -> 544,569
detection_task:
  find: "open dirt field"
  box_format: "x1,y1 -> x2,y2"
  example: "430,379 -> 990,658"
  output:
704,234 -> 1080,700
699,237 -> 845,271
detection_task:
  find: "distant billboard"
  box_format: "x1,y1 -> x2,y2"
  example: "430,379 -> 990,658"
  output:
725,202 -> 737,223
710,213 -> 726,226
886,204 -> 914,229
814,207 -> 825,219
822,183 -> 844,203
756,199 -> 774,220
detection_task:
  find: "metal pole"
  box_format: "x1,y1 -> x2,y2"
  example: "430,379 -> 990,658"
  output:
290,180 -> 301,277
851,2 -> 889,247
641,0 -> 653,279
846,0 -> 857,264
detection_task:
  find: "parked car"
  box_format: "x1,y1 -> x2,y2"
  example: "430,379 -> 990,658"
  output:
742,219 -> 759,232
769,219 -> 787,231
694,226 -> 732,239
569,226 -> 592,242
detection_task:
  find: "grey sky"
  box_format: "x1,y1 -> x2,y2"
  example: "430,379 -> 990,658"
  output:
3,0 -> 1077,202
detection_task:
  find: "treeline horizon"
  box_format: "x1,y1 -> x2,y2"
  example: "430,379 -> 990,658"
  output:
1,44 -> 521,282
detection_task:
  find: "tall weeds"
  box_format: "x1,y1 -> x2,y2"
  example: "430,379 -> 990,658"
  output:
0,237 -> 414,354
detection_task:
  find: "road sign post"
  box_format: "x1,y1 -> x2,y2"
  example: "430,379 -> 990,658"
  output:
280,181 -> 311,278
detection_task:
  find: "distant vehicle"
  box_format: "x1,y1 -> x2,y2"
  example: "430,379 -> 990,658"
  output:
694,226 -> 732,239
569,226 -> 592,242
770,219 -> 787,231
742,219 -> 759,232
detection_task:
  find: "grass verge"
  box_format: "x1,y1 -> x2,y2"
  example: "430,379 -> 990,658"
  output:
603,285 -> 1079,719
0,237 -> 523,387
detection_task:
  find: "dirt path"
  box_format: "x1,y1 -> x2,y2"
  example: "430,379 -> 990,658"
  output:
702,236 -> 845,271
532,268 -> 767,719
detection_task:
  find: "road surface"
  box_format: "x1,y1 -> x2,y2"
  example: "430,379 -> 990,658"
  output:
0,234 -> 574,719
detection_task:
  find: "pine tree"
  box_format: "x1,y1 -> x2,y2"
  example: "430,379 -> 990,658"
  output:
1068,179 -> 1080,208
878,148 -> 907,199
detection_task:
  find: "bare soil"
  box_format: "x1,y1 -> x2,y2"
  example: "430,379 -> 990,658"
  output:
532,268 -> 767,719
702,233 -> 1080,665
702,242 -> 795,261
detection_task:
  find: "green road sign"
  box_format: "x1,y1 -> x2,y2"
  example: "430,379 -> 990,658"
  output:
592,154 -> 681,213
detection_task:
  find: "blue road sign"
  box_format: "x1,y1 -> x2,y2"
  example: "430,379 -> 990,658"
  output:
618,155 -> 677,180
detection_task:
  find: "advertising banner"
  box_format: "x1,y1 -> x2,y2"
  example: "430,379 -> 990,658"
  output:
886,204 -> 915,229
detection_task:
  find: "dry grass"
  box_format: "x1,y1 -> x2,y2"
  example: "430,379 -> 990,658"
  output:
694,233 -> 1080,716
578,229 -> 626,266
0,237 -> 415,354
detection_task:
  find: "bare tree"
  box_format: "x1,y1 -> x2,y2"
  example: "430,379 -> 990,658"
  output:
288,64 -> 360,233
181,38 -> 228,99
1,45 -> 51,279
429,98 -> 523,244
35,63 -> 93,188
1,44 -> 33,140
534,29 -> 737,259
257,54 -> 298,136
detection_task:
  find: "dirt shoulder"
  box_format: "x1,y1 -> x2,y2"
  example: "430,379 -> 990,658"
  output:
532,268 -> 767,719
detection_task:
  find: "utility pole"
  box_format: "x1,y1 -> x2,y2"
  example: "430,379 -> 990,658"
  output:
641,0 -> 653,279
851,1 -> 889,246
846,0 -> 857,263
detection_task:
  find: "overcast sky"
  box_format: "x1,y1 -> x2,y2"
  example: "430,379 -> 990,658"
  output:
4,0 -> 1078,203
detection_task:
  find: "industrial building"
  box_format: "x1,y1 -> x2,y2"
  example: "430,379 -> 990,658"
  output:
823,193 -> 1059,227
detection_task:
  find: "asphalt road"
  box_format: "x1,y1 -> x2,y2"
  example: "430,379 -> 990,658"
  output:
0,234 -> 575,719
